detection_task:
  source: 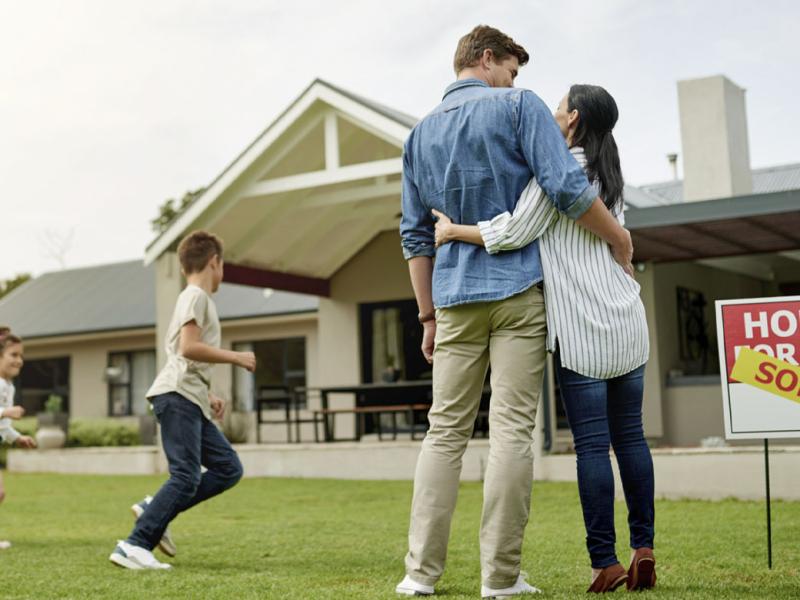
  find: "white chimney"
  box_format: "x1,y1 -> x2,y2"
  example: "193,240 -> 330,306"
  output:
677,75 -> 753,202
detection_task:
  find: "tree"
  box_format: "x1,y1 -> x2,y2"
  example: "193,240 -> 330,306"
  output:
151,188 -> 206,233
40,227 -> 74,269
0,274 -> 32,300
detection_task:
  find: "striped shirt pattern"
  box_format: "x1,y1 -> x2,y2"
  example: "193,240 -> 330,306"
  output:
478,147 -> 649,379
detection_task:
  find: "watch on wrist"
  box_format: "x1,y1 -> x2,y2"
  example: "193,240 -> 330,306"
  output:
418,312 -> 436,324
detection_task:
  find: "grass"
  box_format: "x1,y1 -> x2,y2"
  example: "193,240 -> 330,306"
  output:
0,474 -> 796,599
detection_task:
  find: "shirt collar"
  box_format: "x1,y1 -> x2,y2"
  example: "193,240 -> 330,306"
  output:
443,78 -> 490,99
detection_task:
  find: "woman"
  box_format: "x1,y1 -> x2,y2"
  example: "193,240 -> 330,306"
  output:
433,85 -> 656,593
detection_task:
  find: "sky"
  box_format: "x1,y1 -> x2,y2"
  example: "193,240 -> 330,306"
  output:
1,0 -> 797,281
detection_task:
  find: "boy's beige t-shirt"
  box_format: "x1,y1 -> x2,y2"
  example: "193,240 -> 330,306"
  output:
146,284 -> 220,420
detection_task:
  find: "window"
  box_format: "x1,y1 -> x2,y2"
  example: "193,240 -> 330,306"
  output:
360,300 -> 432,384
107,350 -> 156,416
16,356 -> 70,415
233,338 -> 306,412
676,287 -> 715,375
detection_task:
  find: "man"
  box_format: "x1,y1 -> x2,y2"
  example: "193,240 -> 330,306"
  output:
396,25 -> 633,598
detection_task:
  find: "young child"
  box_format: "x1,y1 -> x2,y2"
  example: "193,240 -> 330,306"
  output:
0,327 -> 38,548
110,231 -> 256,570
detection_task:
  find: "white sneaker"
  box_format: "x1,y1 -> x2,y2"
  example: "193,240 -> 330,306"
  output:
131,495 -> 177,557
396,574 -> 435,596
0,540 -> 11,550
109,540 -> 172,570
481,573 -> 542,598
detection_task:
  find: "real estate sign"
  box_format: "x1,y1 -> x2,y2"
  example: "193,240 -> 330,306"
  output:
716,296 -> 800,439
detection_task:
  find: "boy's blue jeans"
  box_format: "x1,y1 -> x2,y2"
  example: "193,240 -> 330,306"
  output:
554,356 -> 655,568
127,392 -> 243,551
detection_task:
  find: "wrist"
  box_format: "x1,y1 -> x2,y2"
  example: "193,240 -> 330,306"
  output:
418,311 -> 435,324
613,226 -> 631,246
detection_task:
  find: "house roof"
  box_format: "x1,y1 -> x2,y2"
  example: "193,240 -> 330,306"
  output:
320,79 -> 418,129
144,78 -> 412,266
634,161 -> 800,205
0,261 -> 318,340
626,189 -> 800,262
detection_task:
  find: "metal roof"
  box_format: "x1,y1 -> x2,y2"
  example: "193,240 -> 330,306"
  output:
627,189 -> 800,262
0,261 -> 318,340
623,184 -> 673,209
636,162 -> 800,205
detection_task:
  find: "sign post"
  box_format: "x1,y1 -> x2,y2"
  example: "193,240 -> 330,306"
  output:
715,295 -> 800,569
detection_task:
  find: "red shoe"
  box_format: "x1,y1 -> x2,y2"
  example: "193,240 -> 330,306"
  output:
627,548 -> 656,591
587,563 -> 627,593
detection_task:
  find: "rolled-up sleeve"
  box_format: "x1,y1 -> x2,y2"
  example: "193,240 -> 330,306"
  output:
477,176 -> 557,254
399,146 -> 435,260
515,90 -> 595,220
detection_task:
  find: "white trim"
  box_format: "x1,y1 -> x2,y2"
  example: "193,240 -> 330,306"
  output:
242,158 -> 402,198
316,87 -> 410,145
324,111 -> 339,170
144,80 -> 412,265
202,114 -> 325,233
220,312 -> 318,329
297,180 -> 400,209
21,327 -> 157,347
145,83 -> 324,263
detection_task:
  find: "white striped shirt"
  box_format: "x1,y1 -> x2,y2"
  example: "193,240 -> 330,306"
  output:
478,147 -> 649,379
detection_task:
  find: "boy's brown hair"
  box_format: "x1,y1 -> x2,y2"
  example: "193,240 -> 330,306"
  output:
453,25 -> 529,74
0,327 -> 22,355
177,231 -> 224,274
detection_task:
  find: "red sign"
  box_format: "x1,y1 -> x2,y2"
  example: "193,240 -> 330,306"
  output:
721,300 -> 800,383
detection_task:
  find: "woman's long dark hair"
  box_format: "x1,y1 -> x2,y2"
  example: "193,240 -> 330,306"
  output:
568,84 -> 624,213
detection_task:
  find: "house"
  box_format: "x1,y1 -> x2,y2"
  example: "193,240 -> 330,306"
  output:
2,75 -> 798,448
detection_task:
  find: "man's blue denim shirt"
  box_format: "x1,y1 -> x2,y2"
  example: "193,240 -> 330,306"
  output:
400,79 -> 595,308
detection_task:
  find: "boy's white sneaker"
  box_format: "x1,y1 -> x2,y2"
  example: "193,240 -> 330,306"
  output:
131,495 -> 177,557
481,574 -> 542,598
109,540 -> 171,570
0,540 -> 11,550
396,574 -> 435,596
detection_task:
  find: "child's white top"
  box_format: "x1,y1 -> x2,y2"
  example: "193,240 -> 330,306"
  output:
146,285 -> 221,420
0,378 -> 21,444
478,147 -> 649,379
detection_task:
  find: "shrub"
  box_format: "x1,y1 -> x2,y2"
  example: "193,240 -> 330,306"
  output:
14,417 -> 37,437
66,419 -> 139,448
45,395 -> 64,413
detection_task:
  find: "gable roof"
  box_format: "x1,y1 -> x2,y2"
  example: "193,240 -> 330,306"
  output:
0,261 -> 318,340
144,78 -> 414,265
320,79 -> 418,129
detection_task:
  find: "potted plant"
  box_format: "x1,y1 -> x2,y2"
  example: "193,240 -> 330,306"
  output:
36,394 -> 69,449
138,410 -> 157,445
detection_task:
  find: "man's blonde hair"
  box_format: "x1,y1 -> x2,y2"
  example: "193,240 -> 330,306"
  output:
453,25 -> 529,74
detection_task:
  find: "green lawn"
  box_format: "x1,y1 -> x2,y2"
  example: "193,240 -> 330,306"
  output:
0,473 -> 796,599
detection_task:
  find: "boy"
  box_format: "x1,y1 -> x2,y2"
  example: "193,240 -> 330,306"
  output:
110,231 -> 256,570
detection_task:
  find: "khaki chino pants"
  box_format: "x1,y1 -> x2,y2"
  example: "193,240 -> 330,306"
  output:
405,286 -> 547,589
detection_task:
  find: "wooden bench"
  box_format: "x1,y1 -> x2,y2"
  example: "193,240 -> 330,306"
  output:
313,404 -> 431,442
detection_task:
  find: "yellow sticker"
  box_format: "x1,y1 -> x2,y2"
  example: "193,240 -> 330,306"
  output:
731,347 -> 800,404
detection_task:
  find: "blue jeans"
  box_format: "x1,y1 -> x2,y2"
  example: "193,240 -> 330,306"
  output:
128,392 -> 243,550
554,356 -> 654,568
